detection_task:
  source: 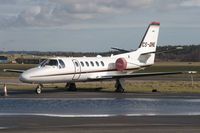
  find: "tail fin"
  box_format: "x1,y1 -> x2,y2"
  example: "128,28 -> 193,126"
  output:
137,22 -> 160,65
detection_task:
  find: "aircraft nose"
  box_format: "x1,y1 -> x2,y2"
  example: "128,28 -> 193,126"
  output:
19,72 -> 31,83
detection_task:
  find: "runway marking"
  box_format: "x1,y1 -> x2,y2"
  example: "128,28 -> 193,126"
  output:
0,126 -> 17,130
2,97 -> 200,101
37,113 -> 158,117
0,113 -> 156,117
1,113 -> 200,118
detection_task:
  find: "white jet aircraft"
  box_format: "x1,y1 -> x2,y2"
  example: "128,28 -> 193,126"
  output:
4,22 -> 196,94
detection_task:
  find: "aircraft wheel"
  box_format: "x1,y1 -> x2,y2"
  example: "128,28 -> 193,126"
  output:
66,83 -> 77,91
115,79 -> 125,93
36,84 -> 42,94
115,84 -> 124,93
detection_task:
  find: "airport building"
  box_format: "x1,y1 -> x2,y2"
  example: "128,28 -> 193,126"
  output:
0,56 -> 8,63
15,58 -> 45,64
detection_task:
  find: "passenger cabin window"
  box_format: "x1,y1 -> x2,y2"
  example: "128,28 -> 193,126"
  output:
85,61 -> 89,67
90,61 -> 94,67
100,61 -> 104,66
58,59 -> 65,68
95,61 -> 99,66
75,62 -> 79,67
80,61 -> 84,67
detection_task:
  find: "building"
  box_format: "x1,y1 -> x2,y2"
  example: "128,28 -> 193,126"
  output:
15,58 -> 45,64
0,56 -> 8,63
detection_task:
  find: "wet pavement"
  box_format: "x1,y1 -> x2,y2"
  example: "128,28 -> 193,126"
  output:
0,92 -> 200,132
0,98 -> 200,117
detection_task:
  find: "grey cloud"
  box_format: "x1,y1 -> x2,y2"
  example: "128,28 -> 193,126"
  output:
180,0 -> 200,7
0,0 -> 198,29
0,0 -> 17,4
0,0 -> 31,4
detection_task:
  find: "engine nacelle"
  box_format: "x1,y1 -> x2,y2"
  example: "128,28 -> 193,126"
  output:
115,58 -> 127,71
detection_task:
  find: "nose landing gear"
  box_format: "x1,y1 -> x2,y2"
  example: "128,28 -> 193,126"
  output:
36,84 -> 43,94
65,83 -> 77,91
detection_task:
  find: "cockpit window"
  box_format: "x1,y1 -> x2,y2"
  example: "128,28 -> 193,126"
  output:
40,59 -> 58,67
46,60 -> 58,66
59,59 -> 65,68
39,59 -> 47,67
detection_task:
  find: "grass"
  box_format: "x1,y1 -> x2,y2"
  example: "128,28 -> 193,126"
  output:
1,81 -> 200,93
125,81 -> 200,93
138,62 -> 200,78
75,81 -> 200,93
0,64 -> 36,76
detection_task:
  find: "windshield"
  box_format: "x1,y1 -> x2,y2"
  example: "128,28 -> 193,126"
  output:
45,59 -> 58,66
38,59 -> 47,67
39,59 -> 58,67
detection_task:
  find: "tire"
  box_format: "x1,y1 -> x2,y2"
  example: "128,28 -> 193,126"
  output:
115,84 -> 124,93
36,85 -> 42,94
67,83 -> 77,91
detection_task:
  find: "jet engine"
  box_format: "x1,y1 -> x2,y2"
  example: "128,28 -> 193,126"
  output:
115,58 -> 127,71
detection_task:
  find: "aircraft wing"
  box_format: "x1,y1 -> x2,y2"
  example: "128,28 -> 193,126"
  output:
3,69 -> 24,73
101,71 -> 196,79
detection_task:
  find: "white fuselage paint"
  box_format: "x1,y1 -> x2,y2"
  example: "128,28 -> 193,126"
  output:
20,55 -> 146,84
19,22 -> 160,84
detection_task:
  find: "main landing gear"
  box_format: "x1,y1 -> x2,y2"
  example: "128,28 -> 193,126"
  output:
115,79 -> 126,93
36,84 -> 43,94
65,83 -> 77,91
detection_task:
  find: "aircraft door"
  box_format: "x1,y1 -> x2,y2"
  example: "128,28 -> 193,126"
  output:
72,59 -> 81,80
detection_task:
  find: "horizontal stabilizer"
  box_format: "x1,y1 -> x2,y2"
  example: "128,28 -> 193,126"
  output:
141,47 -> 183,55
111,47 -> 130,53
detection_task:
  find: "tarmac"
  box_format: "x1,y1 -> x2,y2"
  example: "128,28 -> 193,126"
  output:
2,88 -> 200,99
0,89 -> 200,133
1,115 -> 200,133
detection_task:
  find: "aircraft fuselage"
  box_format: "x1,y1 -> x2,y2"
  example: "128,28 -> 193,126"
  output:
20,55 -> 146,84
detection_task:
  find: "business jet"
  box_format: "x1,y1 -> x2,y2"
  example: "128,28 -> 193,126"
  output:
4,22 -> 196,94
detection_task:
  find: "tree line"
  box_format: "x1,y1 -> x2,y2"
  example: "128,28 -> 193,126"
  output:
1,45 -> 200,62
155,45 -> 200,62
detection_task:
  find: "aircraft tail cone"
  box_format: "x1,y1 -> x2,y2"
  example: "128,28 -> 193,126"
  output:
3,84 -> 7,96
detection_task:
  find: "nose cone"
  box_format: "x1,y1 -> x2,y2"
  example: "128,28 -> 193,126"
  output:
19,67 -> 41,83
19,72 -> 31,83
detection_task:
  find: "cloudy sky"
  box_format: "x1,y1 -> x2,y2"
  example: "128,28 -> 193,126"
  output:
0,0 -> 200,52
